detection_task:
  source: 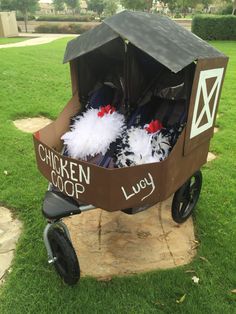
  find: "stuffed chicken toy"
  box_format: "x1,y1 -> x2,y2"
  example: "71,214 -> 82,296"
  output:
115,119 -> 172,168
61,105 -> 125,161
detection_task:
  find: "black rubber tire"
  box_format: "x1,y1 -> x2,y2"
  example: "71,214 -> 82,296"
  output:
121,204 -> 150,215
172,171 -> 202,223
48,227 -> 80,285
121,208 -> 133,215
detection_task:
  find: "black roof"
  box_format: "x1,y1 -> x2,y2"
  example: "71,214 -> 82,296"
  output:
63,10 -> 225,73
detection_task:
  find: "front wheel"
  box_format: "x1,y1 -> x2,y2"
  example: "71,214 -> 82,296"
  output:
172,171 -> 202,223
48,227 -> 80,285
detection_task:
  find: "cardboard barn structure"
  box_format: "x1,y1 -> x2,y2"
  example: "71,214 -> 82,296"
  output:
33,11 -> 228,212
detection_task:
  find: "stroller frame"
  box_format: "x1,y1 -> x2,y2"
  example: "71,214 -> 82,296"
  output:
42,169 -> 202,285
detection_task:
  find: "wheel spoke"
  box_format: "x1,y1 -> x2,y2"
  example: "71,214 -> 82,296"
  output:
48,228 -> 80,285
180,199 -> 189,216
178,182 -> 190,202
55,247 -> 69,274
190,180 -> 196,190
172,171 -> 202,224
179,181 -> 192,217
190,180 -> 199,200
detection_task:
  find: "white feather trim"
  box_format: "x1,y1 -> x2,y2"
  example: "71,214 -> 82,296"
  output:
61,108 -> 125,160
126,127 -> 154,164
151,132 -> 171,160
116,127 -> 171,167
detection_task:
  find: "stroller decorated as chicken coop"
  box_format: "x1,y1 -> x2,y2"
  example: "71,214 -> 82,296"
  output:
33,11 -> 228,285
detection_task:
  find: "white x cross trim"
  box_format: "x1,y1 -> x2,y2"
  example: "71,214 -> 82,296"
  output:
190,68 -> 224,139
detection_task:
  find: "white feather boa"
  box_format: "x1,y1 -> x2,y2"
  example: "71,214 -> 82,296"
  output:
116,127 -> 171,167
61,108 -> 125,160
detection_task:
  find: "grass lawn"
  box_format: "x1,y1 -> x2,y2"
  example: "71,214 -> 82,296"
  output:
0,37 -> 32,45
0,39 -> 236,313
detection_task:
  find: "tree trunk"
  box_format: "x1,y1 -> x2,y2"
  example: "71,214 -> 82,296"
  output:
232,0 -> 236,15
146,0 -> 153,12
24,10 -> 28,33
181,0 -> 186,18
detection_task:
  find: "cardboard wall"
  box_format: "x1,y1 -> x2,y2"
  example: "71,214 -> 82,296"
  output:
33,95 -> 208,211
33,56 -> 228,211
184,57 -> 228,155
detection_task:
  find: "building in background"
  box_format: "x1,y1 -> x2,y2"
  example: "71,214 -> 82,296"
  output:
38,0 -> 54,14
80,0 -> 88,13
38,0 -> 88,15
152,1 -> 169,14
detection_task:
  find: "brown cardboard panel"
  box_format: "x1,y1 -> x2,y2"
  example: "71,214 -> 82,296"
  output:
162,139 -> 209,200
37,94 -> 80,151
54,94 -> 80,145
35,121 -> 57,147
184,57 -> 228,155
70,59 -> 79,97
33,137 -> 112,209
33,133 -> 165,211
33,122 -> 208,212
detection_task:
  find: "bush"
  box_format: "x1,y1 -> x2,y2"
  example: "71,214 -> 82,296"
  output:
36,15 -> 95,22
100,16 -> 107,21
35,23 -> 96,34
192,15 -> 236,40
219,4 -> 233,15
174,12 -> 182,18
16,14 -> 35,21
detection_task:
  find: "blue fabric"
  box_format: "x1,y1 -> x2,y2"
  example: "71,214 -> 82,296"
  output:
87,85 -> 115,109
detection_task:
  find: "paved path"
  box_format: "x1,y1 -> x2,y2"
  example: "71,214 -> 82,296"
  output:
0,207 -> 22,285
0,33 -> 76,49
65,197 -> 196,278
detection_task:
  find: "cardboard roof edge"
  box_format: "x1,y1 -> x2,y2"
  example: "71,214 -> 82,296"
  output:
63,10 -> 226,73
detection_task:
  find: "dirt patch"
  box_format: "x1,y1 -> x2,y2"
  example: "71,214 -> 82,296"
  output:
13,117 -> 52,133
64,196 -> 197,278
0,207 -> 22,285
207,152 -> 217,162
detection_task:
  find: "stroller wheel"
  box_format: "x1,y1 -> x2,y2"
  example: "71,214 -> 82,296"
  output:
48,227 -> 80,285
172,171 -> 202,223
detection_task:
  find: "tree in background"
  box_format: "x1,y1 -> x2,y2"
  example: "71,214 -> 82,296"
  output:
0,0 -> 39,32
176,0 -> 200,16
233,0 -> 236,14
53,0 -> 65,12
65,0 -> 80,14
87,0 -> 105,16
103,0 -> 118,16
158,0 -> 203,16
201,0 -> 212,11
145,0 -> 153,11
0,0 -> 16,10
168,0 -> 177,15
161,0 -> 177,15
120,0 -> 151,11
15,0 -> 39,32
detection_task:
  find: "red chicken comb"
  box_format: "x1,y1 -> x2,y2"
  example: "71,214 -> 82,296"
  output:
98,105 -> 116,118
145,119 -> 163,133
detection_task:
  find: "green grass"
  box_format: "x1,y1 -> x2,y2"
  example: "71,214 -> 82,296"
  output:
0,39 -> 236,313
0,37 -> 32,45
